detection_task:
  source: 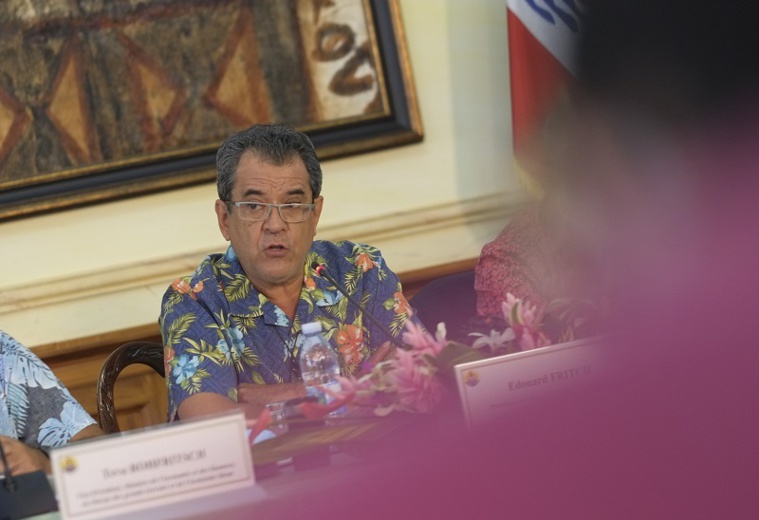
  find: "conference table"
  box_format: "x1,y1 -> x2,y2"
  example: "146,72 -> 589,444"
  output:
27,411 -> 455,519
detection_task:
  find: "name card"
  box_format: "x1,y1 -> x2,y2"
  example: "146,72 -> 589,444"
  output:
455,337 -> 607,428
51,411 -> 256,520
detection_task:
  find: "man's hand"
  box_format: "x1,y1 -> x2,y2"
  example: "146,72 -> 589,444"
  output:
179,384 -> 308,422
237,382 -> 307,417
0,436 -> 51,475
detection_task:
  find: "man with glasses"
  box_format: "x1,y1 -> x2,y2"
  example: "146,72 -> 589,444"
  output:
160,124 -> 418,421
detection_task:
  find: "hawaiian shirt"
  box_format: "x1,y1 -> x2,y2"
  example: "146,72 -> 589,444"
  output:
0,331 -> 96,449
160,240 -> 418,420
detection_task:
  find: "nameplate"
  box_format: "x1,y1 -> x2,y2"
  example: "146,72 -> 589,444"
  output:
455,337 -> 606,428
51,411 -> 255,520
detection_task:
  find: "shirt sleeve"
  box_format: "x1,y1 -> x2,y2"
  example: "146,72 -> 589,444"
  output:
160,279 -> 240,421
1,333 -> 96,449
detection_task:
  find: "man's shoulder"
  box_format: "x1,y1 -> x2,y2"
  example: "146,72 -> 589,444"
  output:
308,240 -> 400,290
312,240 -> 383,260
0,331 -> 31,360
159,248 -> 251,322
163,249 -> 238,293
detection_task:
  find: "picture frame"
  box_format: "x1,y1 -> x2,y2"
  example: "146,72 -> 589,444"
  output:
0,0 -> 422,221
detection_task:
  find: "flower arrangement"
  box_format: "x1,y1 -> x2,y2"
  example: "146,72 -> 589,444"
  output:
340,292 -> 573,416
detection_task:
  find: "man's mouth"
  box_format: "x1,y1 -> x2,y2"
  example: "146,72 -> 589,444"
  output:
265,243 -> 287,253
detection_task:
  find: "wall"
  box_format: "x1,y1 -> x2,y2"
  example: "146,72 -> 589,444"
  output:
0,0 -> 525,348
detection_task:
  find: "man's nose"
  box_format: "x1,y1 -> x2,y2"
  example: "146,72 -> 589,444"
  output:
262,205 -> 286,231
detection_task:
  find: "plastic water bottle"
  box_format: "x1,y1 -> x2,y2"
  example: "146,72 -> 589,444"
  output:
299,321 -> 342,408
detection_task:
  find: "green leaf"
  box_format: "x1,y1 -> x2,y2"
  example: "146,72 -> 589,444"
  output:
184,337 -> 231,366
232,314 -> 257,333
166,313 -> 196,346
162,290 -> 184,317
343,268 -> 360,294
181,367 -> 210,394
389,314 -> 406,335
224,274 -> 251,302
233,347 -> 260,370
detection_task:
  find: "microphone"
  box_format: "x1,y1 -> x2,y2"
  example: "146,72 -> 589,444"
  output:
311,262 -> 406,349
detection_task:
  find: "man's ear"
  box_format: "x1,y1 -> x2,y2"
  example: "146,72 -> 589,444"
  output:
215,199 -> 231,241
312,196 -> 324,237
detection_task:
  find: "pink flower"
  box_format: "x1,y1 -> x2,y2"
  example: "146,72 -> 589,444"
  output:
402,320 -> 445,357
519,330 -> 550,351
388,349 -> 443,414
501,293 -> 548,352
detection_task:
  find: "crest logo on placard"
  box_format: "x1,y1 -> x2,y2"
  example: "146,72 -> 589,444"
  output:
463,370 -> 480,387
60,456 -> 78,473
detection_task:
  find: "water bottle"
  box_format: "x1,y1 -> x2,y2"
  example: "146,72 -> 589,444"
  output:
298,321 -> 342,408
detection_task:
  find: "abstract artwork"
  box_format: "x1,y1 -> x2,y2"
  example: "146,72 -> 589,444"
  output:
0,0 -> 421,220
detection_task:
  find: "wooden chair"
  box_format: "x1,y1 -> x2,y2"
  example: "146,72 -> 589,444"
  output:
97,341 -> 165,434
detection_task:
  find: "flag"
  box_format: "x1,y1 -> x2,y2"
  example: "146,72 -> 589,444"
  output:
506,0 -> 582,193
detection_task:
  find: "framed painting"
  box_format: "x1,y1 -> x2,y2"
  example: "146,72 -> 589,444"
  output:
0,0 -> 422,220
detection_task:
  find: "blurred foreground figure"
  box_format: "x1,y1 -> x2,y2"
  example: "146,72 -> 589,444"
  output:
269,1 -> 759,518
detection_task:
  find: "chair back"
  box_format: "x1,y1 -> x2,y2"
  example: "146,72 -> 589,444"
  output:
97,341 -> 165,434
410,270 -> 477,341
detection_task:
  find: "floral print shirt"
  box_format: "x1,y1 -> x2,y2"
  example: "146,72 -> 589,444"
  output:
160,240 -> 418,421
0,331 -> 96,449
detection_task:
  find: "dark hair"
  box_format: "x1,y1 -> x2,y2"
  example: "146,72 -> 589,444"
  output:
216,123 -> 322,202
576,0 -> 759,127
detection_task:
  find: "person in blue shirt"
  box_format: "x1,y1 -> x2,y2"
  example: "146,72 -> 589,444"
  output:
160,124 -> 419,421
0,331 -> 101,475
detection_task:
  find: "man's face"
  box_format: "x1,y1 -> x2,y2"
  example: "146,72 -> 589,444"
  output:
215,151 -> 323,293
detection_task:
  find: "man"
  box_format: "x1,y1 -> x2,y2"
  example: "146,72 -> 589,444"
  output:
1,331 -> 102,475
160,124 -> 417,422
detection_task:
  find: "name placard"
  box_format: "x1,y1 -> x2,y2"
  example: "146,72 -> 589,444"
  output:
51,411 -> 256,520
455,337 -> 607,428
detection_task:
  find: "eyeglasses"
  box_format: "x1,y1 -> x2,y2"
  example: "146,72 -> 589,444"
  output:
226,201 -> 315,222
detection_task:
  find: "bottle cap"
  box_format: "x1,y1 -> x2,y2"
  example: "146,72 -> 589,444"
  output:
301,321 -> 323,335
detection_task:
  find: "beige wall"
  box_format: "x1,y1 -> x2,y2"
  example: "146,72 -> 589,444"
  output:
0,0 -> 525,347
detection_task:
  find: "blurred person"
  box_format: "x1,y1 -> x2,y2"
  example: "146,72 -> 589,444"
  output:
476,0 -> 759,516
0,330 -> 102,475
474,91 -> 572,316
474,100 -> 606,343
160,124 -> 419,422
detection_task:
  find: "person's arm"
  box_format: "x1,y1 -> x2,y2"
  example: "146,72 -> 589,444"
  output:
0,424 -> 104,476
177,392 -> 239,421
0,435 -> 51,475
179,382 -> 307,420
236,382 -> 307,417
70,423 -> 103,442
162,275 -> 245,422
1,333 -> 100,474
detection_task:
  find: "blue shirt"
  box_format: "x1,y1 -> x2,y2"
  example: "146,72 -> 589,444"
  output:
160,240 -> 418,420
0,331 -> 96,448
